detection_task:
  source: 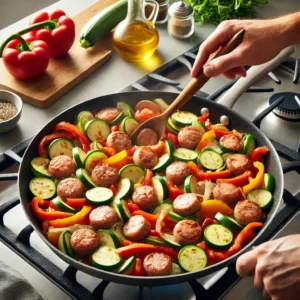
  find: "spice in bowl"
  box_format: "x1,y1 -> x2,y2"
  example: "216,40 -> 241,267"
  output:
0,101 -> 18,122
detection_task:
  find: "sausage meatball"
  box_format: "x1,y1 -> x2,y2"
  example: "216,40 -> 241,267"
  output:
132,186 -> 158,211
95,107 -> 119,123
166,161 -> 190,186
48,155 -> 76,179
234,200 -> 262,226
106,131 -> 132,152
57,178 -> 85,199
213,182 -> 240,206
133,146 -> 159,169
70,229 -> 100,257
226,154 -> 251,176
89,206 -> 119,229
173,193 -> 201,216
143,252 -> 172,276
91,163 -> 118,187
220,134 -> 243,153
123,215 -> 151,242
178,127 -> 203,149
136,128 -> 158,146
173,220 -> 202,245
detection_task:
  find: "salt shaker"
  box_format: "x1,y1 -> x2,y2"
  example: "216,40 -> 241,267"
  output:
168,1 -> 194,39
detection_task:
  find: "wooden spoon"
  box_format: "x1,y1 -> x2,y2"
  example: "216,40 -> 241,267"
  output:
130,29 -> 246,144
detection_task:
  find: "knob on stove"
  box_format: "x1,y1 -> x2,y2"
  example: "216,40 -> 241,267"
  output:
269,92 -> 300,121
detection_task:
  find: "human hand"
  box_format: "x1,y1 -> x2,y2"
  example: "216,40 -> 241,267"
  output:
236,234 -> 300,300
191,18 -> 293,80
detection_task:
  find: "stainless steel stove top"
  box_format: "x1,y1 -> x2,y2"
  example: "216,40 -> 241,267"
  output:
0,44 -> 300,300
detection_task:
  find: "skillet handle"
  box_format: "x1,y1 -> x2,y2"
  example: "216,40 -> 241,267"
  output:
217,46 -> 295,108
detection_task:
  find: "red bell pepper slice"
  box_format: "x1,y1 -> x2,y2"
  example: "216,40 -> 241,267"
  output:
251,146 -> 269,163
38,131 -> 73,156
198,115 -> 208,123
216,171 -> 251,187
31,197 -> 74,220
142,169 -> 154,186
122,240 -> 133,247
127,202 -> 140,213
196,170 -> 232,181
53,122 -> 90,152
116,243 -> 179,260
201,218 -> 219,231
214,128 -> 231,139
66,198 -> 88,209
127,146 -> 139,157
150,140 -> 165,156
132,210 -> 158,229
111,125 -> 119,132
110,184 -> 117,196
0,34 -> 50,80
28,9 -> 75,57
113,156 -> 133,170
167,181 -> 184,201
163,133 -> 178,148
102,147 -> 117,157
187,161 -> 200,177
133,258 -> 144,276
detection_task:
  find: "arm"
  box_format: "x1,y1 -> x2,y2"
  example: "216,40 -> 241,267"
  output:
192,12 -> 300,79
236,234 -> 300,299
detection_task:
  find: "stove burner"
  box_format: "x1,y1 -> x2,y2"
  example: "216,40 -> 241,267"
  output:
269,92 -> 300,121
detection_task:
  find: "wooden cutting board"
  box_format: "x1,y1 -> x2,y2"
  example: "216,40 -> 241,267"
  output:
0,0 -> 117,108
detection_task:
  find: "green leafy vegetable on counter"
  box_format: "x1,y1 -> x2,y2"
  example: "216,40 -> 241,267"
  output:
188,0 -> 268,25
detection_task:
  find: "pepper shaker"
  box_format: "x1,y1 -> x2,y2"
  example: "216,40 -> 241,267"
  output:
168,1 -> 194,39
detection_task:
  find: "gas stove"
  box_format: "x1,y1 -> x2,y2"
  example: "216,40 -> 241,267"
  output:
0,43 -> 300,300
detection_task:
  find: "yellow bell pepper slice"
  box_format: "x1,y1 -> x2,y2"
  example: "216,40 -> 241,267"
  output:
196,130 -> 216,153
49,206 -> 91,228
200,199 -> 233,219
243,161 -> 265,195
103,150 -> 127,165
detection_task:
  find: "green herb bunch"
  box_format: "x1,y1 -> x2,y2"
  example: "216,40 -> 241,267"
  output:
188,0 -> 268,25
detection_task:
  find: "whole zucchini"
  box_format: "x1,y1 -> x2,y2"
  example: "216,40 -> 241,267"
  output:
80,0 -> 128,48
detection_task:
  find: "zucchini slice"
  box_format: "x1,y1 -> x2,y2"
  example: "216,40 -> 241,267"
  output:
116,178 -> 133,200
184,175 -> 198,193
152,176 -> 168,203
84,150 -> 108,173
205,138 -> 223,154
86,187 -> 114,206
204,224 -> 233,249
58,230 -> 74,258
242,134 -> 256,156
118,256 -> 136,275
31,157 -> 51,178
76,168 -> 96,189
110,221 -> 126,242
178,245 -> 207,272
171,263 -> 183,275
110,111 -> 125,126
143,237 -> 166,246
97,229 -> 120,248
118,164 -> 145,184
215,212 -> 243,232
173,148 -> 198,162
117,102 -> 135,117
197,149 -> 224,170
48,138 -> 73,159
164,140 -> 175,158
90,140 -> 103,151
113,198 -> 131,222
150,200 -> 173,214
119,117 -> 139,135
77,111 -> 95,122
189,120 -> 207,135
167,118 -> 181,134
160,233 -> 181,249
153,98 -> 169,112
72,147 -> 86,168
247,188 -> 273,211
29,177 -> 56,200
171,111 -> 198,127
92,246 -> 122,271
263,173 -> 275,193
52,196 -> 76,213
152,153 -> 172,172
84,119 -> 111,142
167,211 -> 184,222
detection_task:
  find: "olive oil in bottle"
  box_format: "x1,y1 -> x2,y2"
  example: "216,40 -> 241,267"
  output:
112,0 -> 159,61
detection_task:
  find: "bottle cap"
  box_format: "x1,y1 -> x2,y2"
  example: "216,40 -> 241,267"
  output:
168,1 -> 193,18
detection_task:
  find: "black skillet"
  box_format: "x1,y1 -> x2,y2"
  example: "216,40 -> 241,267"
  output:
18,46 -> 294,286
